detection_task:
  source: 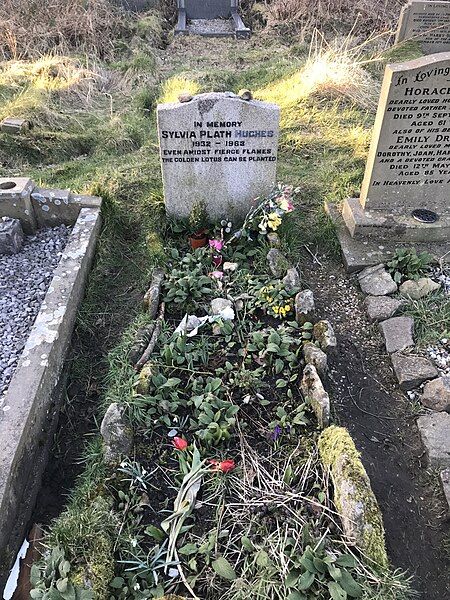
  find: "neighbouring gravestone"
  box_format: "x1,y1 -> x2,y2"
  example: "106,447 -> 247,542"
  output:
396,1 -> 450,54
330,53 -> 450,270
157,92 -> 280,222
175,0 -> 250,38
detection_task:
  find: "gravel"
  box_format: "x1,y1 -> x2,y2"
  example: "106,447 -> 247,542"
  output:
431,267 -> 450,296
427,338 -> 450,376
0,225 -> 71,403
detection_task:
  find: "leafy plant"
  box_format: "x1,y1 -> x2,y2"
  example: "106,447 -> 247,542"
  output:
163,248 -> 214,312
251,279 -> 298,319
387,247 -> 432,283
30,547 -> 94,600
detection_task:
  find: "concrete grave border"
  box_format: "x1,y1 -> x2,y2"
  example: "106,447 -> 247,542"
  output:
0,181 -> 102,590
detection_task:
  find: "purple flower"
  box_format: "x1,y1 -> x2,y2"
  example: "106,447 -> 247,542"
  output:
271,425 -> 282,441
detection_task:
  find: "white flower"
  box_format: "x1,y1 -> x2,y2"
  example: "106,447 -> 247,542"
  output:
131,539 -> 138,548
133,583 -> 140,591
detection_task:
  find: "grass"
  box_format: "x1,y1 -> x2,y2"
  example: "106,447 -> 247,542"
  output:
401,292 -> 450,347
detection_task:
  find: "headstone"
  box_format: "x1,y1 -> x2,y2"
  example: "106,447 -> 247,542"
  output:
395,1 -> 450,54
157,92 -> 279,222
329,53 -> 450,270
175,0 -> 250,38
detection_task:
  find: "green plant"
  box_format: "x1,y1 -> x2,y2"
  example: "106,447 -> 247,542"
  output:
30,547 -> 94,600
251,279 -> 298,319
387,248 -> 433,284
163,248 -> 214,312
189,199 -> 209,234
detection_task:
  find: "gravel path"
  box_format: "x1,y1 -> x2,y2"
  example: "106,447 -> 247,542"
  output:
0,225 -> 71,404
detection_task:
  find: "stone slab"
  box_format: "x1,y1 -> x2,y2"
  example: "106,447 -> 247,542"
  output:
365,295 -> 403,321
185,0 -> 232,19
31,188 -> 101,228
157,92 -> 279,222
0,178 -> 36,234
326,202 -> 450,272
0,207 -> 102,590
359,53 -> 450,216
417,411 -> 450,467
0,218 -> 24,255
342,197 -> 450,242
395,1 -> 450,54
379,316 -> 414,353
358,263 -> 398,295
391,352 -> 439,390
301,364 -> 330,429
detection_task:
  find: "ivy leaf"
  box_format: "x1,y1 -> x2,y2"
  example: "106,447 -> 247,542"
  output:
212,557 -> 237,580
328,581 -> 347,600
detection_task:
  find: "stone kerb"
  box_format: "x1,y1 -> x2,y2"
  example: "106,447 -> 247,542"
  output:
0,207 -> 102,590
157,92 -> 280,222
395,1 -> 450,54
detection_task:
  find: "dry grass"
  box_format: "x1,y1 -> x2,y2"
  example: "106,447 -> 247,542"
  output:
0,0 -> 133,60
251,0 -> 403,37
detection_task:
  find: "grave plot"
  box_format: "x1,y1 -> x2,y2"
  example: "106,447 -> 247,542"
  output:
175,0 -> 250,39
0,179 -> 102,590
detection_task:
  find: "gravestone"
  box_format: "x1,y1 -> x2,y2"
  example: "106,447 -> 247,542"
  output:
327,53 -> 450,271
395,1 -> 450,54
175,0 -> 250,38
157,92 -> 280,222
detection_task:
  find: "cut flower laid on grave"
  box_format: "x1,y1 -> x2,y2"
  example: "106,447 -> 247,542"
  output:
227,183 -> 298,243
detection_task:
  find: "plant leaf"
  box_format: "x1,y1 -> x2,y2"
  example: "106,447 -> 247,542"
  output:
328,581 -> 347,600
212,557 -> 237,581
297,571 -> 315,591
339,569 -> 363,598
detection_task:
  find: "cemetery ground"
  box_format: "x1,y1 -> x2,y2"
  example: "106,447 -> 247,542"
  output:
0,8 -> 450,600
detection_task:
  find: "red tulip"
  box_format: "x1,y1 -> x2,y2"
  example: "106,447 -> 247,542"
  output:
209,459 -> 236,473
172,437 -> 188,451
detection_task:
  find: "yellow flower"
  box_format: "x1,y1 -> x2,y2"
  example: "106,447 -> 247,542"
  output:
273,306 -> 279,313
285,305 -> 290,311
267,212 -> 282,231
279,198 -> 289,211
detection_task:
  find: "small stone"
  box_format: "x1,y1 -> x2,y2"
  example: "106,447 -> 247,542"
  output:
313,320 -> 337,351
421,376 -> 450,412
303,342 -> 328,377
266,232 -> 281,247
301,364 -> 330,428
210,297 -> 233,315
391,353 -> 438,390
417,412 -> 450,468
364,295 -> 402,322
399,277 -> 440,300
266,248 -> 289,278
100,403 -> 133,465
178,93 -> 193,103
238,88 -> 253,101
358,264 -> 397,296
135,363 -> 153,395
283,267 -> 301,294
379,316 -> 414,353
295,289 -> 315,325
440,468 -> 450,516
0,217 -> 24,255
223,261 -> 238,271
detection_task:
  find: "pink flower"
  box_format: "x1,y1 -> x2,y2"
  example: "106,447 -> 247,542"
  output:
209,239 -> 223,252
172,437 -> 188,451
210,270 -> 224,279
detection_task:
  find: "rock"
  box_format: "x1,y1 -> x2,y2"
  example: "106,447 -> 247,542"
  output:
399,277 -> 440,300
100,403 -> 133,465
303,342 -> 328,377
301,364 -> 330,428
318,426 -> 388,568
267,248 -> 289,278
379,316 -> 414,353
417,412 -> 450,468
358,264 -> 397,296
238,88 -> 253,101
391,353 -> 438,391
266,232 -> 281,247
364,295 -> 402,322
295,289 -> 315,325
313,320 -> 337,351
210,298 -> 234,319
143,267 -> 165,320
421,376 -> 450,412
0,217 -> 24,255
178,93 -> 193,103
135,363 -> 153,395
440,468 -> 450,516
223,261 -> 238,272
283,267 -> 301,294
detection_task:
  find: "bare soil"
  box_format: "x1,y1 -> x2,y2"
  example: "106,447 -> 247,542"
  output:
303,254 -> 450,599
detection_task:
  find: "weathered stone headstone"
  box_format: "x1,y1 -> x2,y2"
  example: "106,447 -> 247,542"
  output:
175,0 -> 251,38
157,92 -> 279,222
396,1 -> 450,54
329,53 -> 450,270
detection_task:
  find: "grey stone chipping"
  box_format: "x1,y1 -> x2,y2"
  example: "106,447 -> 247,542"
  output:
0,225 -> 70,401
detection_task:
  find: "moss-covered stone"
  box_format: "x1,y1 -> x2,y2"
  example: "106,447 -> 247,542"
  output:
318,426 -> 388,569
